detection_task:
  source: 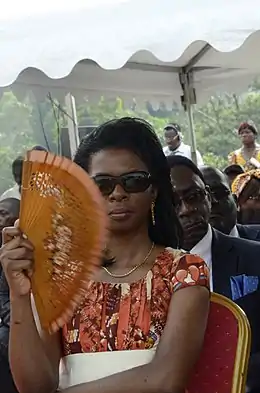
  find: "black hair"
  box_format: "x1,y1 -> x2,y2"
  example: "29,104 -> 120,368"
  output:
164,123 -> 181,133
223,164 -> 244,176
31,145 -> 48,152
11,156 -> 23,186
74,117 -> 182,251
167,155 -> 205,183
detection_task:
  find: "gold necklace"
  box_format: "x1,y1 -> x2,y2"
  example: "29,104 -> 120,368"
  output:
102,243 -> 155,278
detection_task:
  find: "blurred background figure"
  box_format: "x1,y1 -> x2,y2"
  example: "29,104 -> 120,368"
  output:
0,156 -> 23,201
223,164 -> 245,188
228,122 -> 260,171
163,123 -> 204,166
0,198 -> 20,393
232,169 -> 260,225
0,198 -> 20,240
201,166 -> 260,241
0,146 -> 48,202
30,145 -> 48,152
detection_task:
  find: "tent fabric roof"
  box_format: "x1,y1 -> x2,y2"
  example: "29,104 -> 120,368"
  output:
1,0 -> 260,104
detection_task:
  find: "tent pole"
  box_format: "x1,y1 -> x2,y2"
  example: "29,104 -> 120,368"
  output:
179,70 -> 197,165
65,93 -> 80,159
178,44 -> 211,166
186,101 -> 197,165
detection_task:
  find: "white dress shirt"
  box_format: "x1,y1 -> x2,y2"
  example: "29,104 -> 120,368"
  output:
163,142 -> 204,166
190,225 -> 213,291
229,225 -> 240,238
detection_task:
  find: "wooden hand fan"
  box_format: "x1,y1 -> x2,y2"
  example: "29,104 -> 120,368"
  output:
19,150 -> 107,334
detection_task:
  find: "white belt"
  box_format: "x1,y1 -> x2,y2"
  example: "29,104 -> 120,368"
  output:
59,349 -> 156,389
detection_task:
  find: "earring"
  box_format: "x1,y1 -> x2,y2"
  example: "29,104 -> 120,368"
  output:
151,201 -> 156,226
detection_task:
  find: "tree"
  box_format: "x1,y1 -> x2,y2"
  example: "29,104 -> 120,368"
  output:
0,92 -> 34,149
0,93 -> 66,193
1,86 -> 260,193
202,153 -> 227,170
0,92 -> 36,193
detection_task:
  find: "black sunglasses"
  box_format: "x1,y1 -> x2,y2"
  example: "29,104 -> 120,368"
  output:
92,171 -> 152,196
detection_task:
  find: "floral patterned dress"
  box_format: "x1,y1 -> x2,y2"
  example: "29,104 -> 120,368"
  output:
228,146 -> 260,172
62,248 -> 209,355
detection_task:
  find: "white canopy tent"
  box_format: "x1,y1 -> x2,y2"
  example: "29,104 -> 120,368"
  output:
1,0 -> 260,158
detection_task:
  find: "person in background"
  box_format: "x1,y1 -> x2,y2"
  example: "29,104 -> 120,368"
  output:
0,156 -> 23,201
232,169 -> 260,225
0,199 -> 20,240
201,166 -> 260,241
228,122 -> 260,172
31,145 -> 48,152
223,164 -> 244,188
0,146 -> 48,202
167,155 -> 260,294
167,155 -> 260,393
163,123 -> 204,166
0,198 -> 20,393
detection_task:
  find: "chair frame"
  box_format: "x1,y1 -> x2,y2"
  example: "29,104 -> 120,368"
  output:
211,292 -> 251,393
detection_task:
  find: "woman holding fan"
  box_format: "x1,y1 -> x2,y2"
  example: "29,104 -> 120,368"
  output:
0,118 -> 209,393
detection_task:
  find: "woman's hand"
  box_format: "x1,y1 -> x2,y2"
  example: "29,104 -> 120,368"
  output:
0,226 -> 34,299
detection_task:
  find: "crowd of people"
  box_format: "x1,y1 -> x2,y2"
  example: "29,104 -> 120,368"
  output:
0,118 -> 260,393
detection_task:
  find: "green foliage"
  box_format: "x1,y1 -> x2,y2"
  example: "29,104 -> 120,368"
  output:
202,153 -> 228,170
1,87 -> 260,194
0,92 -> 35,193
0,92 -> 34,149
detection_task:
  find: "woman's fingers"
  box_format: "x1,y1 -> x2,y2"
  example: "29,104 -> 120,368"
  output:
1,236 -> 33,252
1,247 -> 34,262
4,259 -> 33,273
0,221 -> 34,298
1,227 -> 34,251
2,226 -> 21,244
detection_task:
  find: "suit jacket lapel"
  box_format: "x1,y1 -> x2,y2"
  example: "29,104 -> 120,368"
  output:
211,229 -> 238,298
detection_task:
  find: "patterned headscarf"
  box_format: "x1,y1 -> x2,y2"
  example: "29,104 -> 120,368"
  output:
238,121 -> 258,135
232,169 -> 260,198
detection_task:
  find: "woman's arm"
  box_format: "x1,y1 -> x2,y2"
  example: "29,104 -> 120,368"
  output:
9,294 -> 61,393
228,151 -> 236,165
61,285 -> 209,393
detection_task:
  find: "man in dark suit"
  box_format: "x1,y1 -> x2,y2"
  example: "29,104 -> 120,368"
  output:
0,273 -> 17,393
200,166 -> 260,241
236,224 -> 260,241
167,155 -> 260,393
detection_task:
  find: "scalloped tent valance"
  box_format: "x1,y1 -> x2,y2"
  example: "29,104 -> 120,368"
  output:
1,0 -> 260,105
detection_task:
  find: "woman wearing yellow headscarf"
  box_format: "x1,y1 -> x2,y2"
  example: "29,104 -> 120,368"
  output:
232,169 -> 260,224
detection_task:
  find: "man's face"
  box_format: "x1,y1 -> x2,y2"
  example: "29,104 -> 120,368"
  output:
202,168 -> 238,235
170,165 -> 211,250
164,128 -> 179,151
0,202 -> 16,231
